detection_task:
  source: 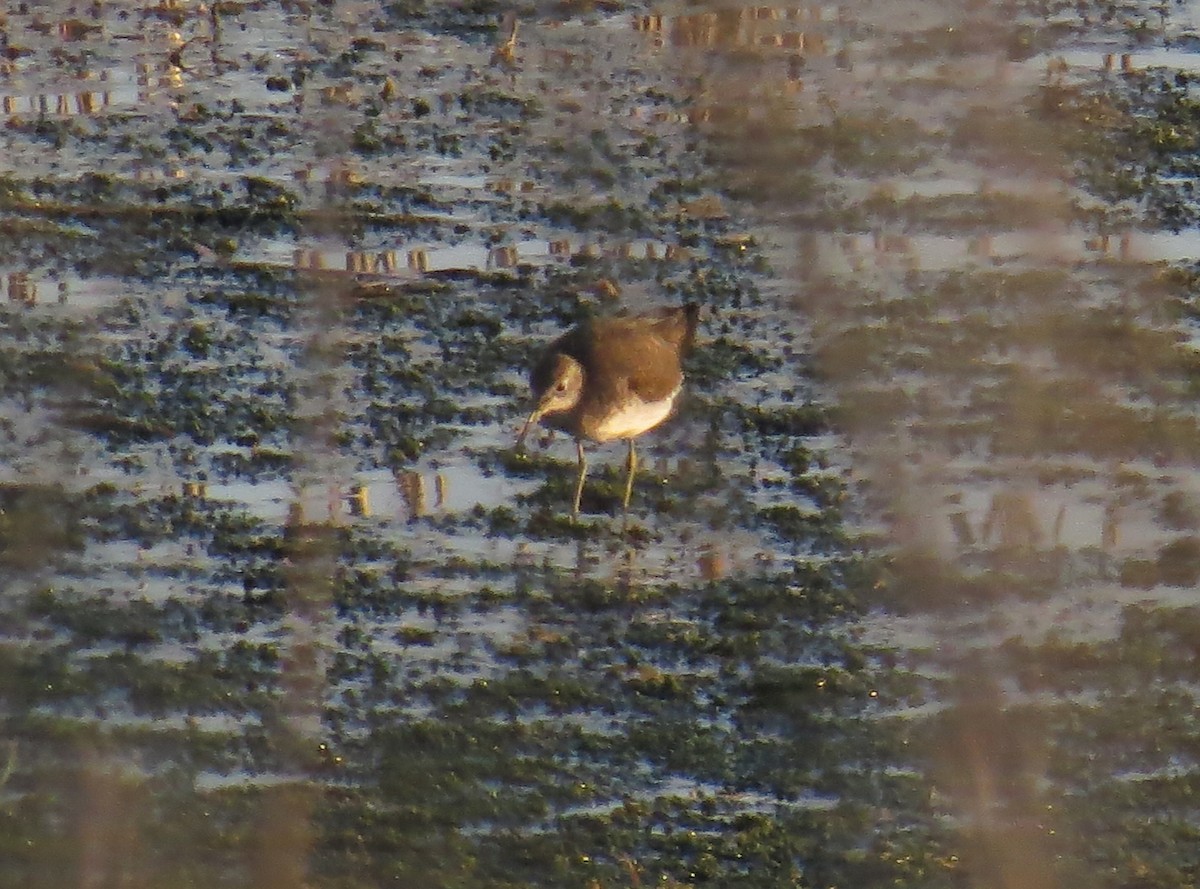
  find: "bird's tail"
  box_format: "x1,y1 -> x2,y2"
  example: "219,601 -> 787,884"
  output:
673,302 -> 702,355
643,302 -> 701,353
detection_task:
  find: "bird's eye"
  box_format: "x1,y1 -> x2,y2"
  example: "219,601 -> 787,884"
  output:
555,381 -> 568,392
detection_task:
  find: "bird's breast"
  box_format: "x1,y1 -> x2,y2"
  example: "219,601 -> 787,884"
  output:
583,386 -> 680,442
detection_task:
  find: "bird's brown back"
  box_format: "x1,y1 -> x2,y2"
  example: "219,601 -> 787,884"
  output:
532,304 -> 699,408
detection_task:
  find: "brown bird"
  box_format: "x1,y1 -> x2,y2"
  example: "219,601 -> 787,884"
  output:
517,304 -> 700,514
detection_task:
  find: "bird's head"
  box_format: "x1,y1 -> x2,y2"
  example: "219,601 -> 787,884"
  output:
516,353 -> 583,446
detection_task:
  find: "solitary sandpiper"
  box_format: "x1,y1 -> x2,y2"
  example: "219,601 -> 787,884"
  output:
517,303 -> 701,514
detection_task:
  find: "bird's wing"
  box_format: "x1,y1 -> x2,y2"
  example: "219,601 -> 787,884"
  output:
588,328 -> 683,404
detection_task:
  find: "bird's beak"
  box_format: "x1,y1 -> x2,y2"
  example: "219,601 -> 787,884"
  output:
516,406 -> 542,449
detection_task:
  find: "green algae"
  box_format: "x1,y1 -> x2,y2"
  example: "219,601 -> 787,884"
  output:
8,2 -> 1200,889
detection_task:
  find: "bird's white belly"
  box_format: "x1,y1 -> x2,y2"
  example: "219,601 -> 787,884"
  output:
592,389 -> 679,441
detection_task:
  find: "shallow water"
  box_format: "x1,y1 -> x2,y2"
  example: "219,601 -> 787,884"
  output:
3,0 -> 1200,886
692,1 -> 1200,880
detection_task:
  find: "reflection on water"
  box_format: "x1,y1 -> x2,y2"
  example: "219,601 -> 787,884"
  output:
3,0 -> 1200,885
661,6 -> 831,51
675,0 -> 1200,882
260,237 -> 685,276
798,228 -> 1200,272
0,62 -> 186,117
0,271 -> 142,310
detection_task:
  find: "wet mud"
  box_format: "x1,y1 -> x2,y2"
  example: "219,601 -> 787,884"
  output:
1,1 -> 1199,887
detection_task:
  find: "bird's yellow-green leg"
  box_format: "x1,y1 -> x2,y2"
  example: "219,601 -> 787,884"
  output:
622,439 -> 637,512
572,439 -> 588,515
